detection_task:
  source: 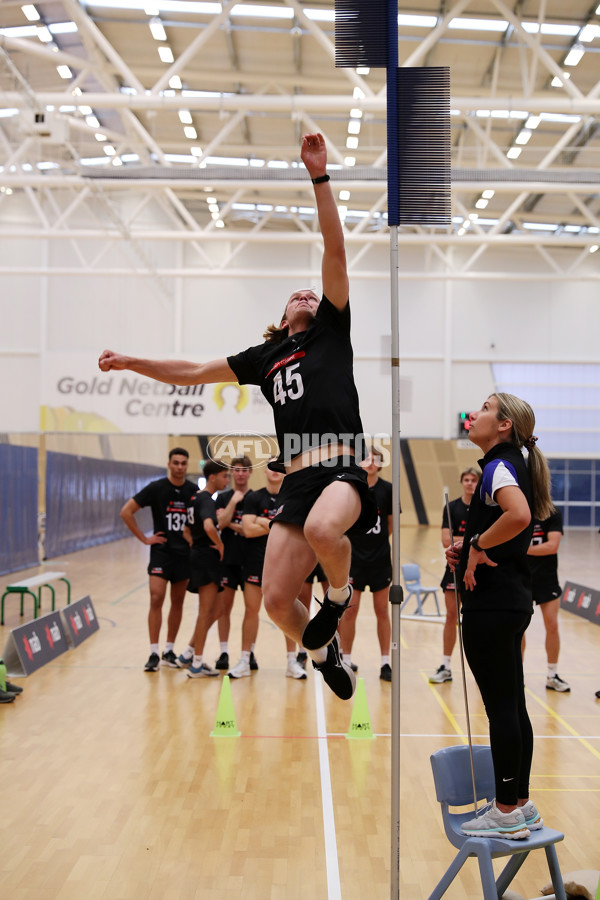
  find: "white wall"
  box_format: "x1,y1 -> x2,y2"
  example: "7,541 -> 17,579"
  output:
1,203 -> 598,441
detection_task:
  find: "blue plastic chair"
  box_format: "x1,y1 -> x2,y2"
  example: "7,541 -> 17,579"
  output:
428,744 -> 567,900
400,563 -> 441,615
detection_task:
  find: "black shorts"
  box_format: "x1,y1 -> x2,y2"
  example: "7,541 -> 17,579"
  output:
242,559 -> 265,587
220,563 -> 244,592
271,460 -> 377,533
350,562 -> 392,593
187,546 -> 223,593
441,565 -> 455,592
305,563 -> 327,584
148,548 -> 190,583
532,583 -> 562,606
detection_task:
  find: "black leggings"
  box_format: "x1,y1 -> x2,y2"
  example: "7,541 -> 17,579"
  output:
461,609 -> 533,806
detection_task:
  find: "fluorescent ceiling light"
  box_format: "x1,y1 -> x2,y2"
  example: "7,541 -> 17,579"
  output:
267,160 -> 288,168
475,199 -> 488,209
515,129 -> 532,145
356,66 -> 370,75
540,112 -> 580,123
551,72 -> 570,87
215,220 -> 225,229
579,24 -> 599,42
190,146 -> 203,156
104,145 -> 116,155
525,115 -> 541,129
149,18 -> 167,40
0,108 -> 19,118
507,147 -> 521,159
80,106 -> 93,116
183,125 -> 197,139
398,14 -> 437,28
521,22 -> 579,36
57,65 -> 72,79
0,21 -> 76,37
80,157 -> 111,166
564,44 -> 584,66
169,75 -> 182,89
590,245 -> 599,253
339,190 -> 350,201
205,156 -> 249,166
522,222 -> 558,231
348,120 -> 361,135
448,17 -> 508,32
21,5 -> 40,21
346,136 -> 359,150
158,45 -> 174,63
86,115 -> 100,127
344,156 -> 356,167
36,25 -> 52,42
350,108 -> 363,119
178,110 -> 192,124
95,132 -> 107,142
482,189 -> 495,199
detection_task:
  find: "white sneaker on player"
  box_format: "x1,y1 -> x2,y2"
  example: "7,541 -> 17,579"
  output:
286,658 -> 307,680
228,658 -> 251,679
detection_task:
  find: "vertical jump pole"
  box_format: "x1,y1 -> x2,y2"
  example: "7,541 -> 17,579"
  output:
385,4 -> 402,898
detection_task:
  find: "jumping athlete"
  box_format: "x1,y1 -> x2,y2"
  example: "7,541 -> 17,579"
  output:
99,133 -> 376,700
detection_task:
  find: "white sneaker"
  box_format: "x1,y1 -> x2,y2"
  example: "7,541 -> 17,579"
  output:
461,799 -> 530,839
429,665 -> 452,684
228,658 -> 251,679
520,800 -> 543,830
286,658 -> 307,680
546,674 -> 570,692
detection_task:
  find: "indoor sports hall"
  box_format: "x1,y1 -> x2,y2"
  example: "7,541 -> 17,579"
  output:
1,3 -> 600,899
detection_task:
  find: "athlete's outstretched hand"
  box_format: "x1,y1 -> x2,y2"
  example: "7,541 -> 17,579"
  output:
301,132 -> 327,181
99,349 -> 127,372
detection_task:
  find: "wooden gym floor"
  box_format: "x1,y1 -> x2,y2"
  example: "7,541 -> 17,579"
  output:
1,527 -> 599,900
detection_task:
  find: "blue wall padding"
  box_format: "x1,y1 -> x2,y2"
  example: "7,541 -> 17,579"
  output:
0,444 -> 39,575
44,452 -> 164,558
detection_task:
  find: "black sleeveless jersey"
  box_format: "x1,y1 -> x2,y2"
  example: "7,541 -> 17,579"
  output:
227,295 -> 366,471
215,488 -> 247,567
350,478 -> 393,565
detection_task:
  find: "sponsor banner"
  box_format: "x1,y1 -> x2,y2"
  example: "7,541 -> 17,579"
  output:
560,581 -> 600,626
41,352 -> 273,434
1,610 -> 69,676
61,595 -> 100,647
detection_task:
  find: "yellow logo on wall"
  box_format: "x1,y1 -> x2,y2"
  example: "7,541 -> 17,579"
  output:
213,383 -> 249,413
40,406 -> 120,432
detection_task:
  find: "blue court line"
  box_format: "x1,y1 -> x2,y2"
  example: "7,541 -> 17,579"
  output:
110,582 -> 147,605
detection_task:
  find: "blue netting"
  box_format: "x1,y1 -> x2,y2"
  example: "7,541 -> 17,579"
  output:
0,444 -> 39,575
44,453 -> 164,558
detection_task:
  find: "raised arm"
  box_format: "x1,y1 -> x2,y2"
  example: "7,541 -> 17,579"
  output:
300,133 -> 349,310
98,351 -> 236,386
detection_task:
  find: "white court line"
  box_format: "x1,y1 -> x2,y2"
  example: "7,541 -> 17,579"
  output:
314,669 -> 342,900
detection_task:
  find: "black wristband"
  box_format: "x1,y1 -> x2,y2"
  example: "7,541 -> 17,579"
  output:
311,174 -> 330,184
470,534 -> 484,553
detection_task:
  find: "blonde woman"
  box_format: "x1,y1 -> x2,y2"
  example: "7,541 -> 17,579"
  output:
446,393 -> 553,840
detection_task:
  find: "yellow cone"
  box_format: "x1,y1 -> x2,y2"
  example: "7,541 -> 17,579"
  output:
346,677 -> 374,740
210,675 -> 241,738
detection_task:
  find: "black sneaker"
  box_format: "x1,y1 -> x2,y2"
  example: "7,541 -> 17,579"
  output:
380,663 -> 392,682
302,587 -> 353,651
161,650 -> 179,668
144,652 -> 160,672
250,651 -> 259,671
215,652 -> 229,670
296,650 -> 308,670
0,688 -> 15,704
349,661 -> 358,673
312,633 -> 356,701
5,681 -> 23,694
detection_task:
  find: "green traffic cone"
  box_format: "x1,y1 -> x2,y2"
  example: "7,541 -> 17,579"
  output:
346,677 -> 374,740
210,675 -> 241,738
